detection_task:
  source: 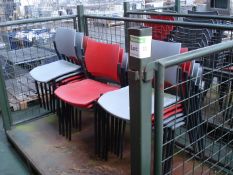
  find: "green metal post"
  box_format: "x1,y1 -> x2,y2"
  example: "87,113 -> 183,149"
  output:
77,5 -> 85,33
128,26 -> 153,175
0,65 -> 12,130
73,17 -> 78,31
175,0 -> 180,13
124,2 -> 130,52
154,62 -> 165,175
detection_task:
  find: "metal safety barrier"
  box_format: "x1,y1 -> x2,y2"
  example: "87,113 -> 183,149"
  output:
0,15 -> 78,124
128,27 -> 233,175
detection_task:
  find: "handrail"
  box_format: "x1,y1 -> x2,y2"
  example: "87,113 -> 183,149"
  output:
127,10 -> 233,21
0,15 -> 77,27
158,40 -> 233,67
84,15 -> 233,30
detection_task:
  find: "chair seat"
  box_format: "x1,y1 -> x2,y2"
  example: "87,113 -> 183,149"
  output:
97,86 -> 180,120
55,79 -> 119,107
30,60 -> 81,83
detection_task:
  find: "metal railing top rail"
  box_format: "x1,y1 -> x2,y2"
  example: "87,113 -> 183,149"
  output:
0,15 -> 77,27
84,14 -> 233,30
127,10 -> 233,21
153,40 -> 233,68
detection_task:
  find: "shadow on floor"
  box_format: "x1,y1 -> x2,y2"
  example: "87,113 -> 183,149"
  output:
0,115 -> 30,175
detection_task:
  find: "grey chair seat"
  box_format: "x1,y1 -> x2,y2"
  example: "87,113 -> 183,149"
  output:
97,86 -> 181,121
29,60 -> 81,83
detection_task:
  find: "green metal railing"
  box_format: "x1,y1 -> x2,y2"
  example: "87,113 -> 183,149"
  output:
0,15 -> 78,125
0,15 -> 78,28
128,26 -> 233,174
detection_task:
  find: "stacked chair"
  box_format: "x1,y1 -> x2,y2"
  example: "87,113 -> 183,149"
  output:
178,60 -> 205,159
144,15 -> 175,41
30,28 -> 84,112
168,12 -> 226,106
95,40 -> 204,175
168,26 -> 212,50
54,38 -> 127,140
217,51 -> 233,123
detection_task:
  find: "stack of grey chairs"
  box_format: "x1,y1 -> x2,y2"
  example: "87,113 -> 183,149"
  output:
30,28 -> 84,112
168,10 -> 227,97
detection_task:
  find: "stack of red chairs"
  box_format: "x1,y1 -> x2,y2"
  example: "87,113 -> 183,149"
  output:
144,15 -> 175,41
55,38 -> 125,140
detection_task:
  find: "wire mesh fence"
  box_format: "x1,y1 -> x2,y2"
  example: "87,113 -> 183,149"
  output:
0,16 -> 77,123
84,14 -> 233,174
0,5 -> 233,174
153,43 -> 233,175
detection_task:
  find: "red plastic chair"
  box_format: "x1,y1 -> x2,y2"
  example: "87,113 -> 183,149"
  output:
144,15 -> 175,41
55,38 -> 125,140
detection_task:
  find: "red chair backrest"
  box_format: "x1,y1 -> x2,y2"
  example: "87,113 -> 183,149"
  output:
145,15 -> 175,41
85,39 -> 121,82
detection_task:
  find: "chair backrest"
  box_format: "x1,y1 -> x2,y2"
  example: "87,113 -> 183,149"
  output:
183,17 -> 215,24
75,32 -> 84,61
85,39 -> 121,82
54,27 -> 76,58
145,15 -> 175,41
151,40 -> 181,84
151,40 -> 181,61
188,10 -> 219,15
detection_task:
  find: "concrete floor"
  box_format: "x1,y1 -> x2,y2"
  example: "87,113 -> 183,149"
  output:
0,115 -> 30,175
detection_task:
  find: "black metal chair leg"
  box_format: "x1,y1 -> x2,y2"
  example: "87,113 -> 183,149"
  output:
40,82 -> 46,109
97,107 -> 101,157
35,81 -> 42,107
94,105 -> 98,155
68,105 -> 72,141
78,110 -> 82,131
44,83 -> 50,110
49,83 -> 53,111
61,101 -> 66,136
52,81 -> 56,113
114,118 -> 119,155
110,115 -> 115,153
57,99 -> 61,135
105,113 -> 110,160
117,119 -> 123,157
120,121 -> 126,159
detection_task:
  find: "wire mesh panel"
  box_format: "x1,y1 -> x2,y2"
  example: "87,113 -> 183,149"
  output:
0,17 -> 77,124
153,43 -> 233,175
84,14 -> 233,174
84,14 -> 233,50
85,16 -> 125,48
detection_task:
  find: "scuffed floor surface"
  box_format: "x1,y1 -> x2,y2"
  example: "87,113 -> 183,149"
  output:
7,113 -> 131,175
0,116 -> 30,175
6,112 -> 217,175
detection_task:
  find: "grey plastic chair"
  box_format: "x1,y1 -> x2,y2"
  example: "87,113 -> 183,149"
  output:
94,41 -> 184,173
30,27 -> 84,111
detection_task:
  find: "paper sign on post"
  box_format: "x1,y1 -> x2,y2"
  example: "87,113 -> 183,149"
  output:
130,35 -> 152,59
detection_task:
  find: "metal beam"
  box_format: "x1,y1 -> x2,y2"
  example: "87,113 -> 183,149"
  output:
175,0 -> 180,13
128,26 -> 153,175
0,66 -> 12,130
77,5 -> 85,33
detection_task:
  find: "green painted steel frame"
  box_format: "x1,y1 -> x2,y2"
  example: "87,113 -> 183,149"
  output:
150,40 -> 233,175
128,27 -> 153,175
127,10 -> 233,21
0,66 -> 12,130
0,14 -> 79,131
0,15 -> 77,28
175,0 -> 180,13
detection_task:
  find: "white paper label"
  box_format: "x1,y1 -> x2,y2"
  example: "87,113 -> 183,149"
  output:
130,35 -> 152,59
